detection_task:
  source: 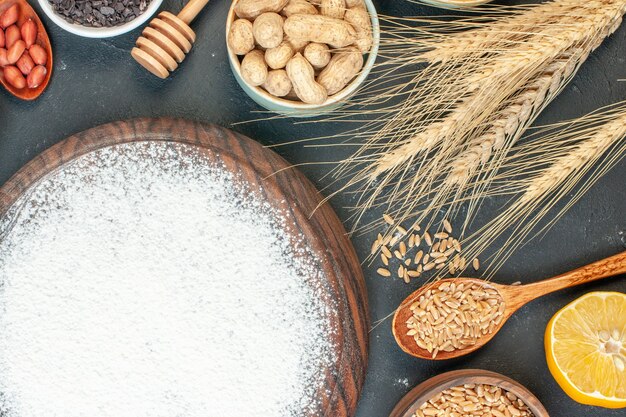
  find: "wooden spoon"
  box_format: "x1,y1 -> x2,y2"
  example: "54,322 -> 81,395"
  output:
131,0 -> 210,79
393,250 -> 626,360
0,0 -> 53,100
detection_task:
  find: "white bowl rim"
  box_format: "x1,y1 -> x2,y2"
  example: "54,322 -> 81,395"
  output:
420,0 -> 493,8
226,0 -> 381,111
38,0 -> 164,38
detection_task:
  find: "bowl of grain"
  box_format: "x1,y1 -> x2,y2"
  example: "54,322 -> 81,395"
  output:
389,370 -> 549,417
38,0 -> 163,38
226,0 -> 380,117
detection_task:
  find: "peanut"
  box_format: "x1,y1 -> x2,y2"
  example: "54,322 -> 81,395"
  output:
5,25 -> 19,48
28,44 -> 47,66
27,65 -> 46,89
7,39 -> 25,65
241,49 -> 268,87
317,46 -> 363,95
344,7 -> 372,53
0,4 -> 18,29
284,14 -> 356,48
0,28 -> 5,49
3,65 -> 25,89
321,0 -> 345,19
282,0 -> 318,17
252,12 -> 284,49
263,69 -> 292,97
235,0 -> 289,19
303,43 -> 330,69
286,53 -> 327,104
284,87 -> 300,100
265,41 -> 294,69
284,35 -> 308,52
228,19 -> 255,55
0,48 -> 8,66
21,19 -> 37,48
16,51 -> 34,75
345,0 -> 364,8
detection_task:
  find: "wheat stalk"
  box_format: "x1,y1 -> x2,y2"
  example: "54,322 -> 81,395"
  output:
318,0 -> 626,236
446,51 -> 581,186
433,44 -> 594,224
415,0 -> 600,63
454,103 -> 626,278
372,0 -> 624,177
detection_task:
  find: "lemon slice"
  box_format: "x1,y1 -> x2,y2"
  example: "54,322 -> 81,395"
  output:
545,291 -> 626,408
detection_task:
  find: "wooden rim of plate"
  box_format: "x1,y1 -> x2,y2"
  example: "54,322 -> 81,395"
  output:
0,118 -> 370,417
388,369 -> 550,417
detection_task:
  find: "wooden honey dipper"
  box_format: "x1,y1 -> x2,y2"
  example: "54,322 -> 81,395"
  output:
131,0 -> 211,78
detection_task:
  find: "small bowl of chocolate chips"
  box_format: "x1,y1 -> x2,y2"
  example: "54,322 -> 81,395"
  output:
38,0 -> 163,38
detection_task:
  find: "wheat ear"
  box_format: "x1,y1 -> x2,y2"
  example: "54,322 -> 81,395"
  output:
326,0 -> 626,235
455,104 -> 626,278
371,0 -> 625,178
435,45 -> 593,225
375,11 -> 621,230
417,0 -> 599,63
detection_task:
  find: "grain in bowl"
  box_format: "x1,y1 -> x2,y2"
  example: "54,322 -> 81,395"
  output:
414,383 -> 535,417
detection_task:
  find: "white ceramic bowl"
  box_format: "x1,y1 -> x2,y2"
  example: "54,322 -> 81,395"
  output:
226,0 -> 380,117
38,0 -> 163,38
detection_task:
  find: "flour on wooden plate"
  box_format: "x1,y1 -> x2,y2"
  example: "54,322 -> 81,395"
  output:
0,142 -> 337,417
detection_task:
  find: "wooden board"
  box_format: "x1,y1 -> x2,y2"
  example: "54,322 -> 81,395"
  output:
0,118 -> 369,417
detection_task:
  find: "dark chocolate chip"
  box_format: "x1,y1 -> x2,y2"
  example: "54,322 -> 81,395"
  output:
48,0 -> 149,27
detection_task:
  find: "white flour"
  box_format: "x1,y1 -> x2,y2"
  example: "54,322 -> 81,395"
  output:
0,142 -> 337,417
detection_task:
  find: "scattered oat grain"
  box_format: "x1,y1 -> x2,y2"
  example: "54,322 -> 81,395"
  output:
398,265 -> 405,278
377,268 -> 391,277
414,250 -> 424,264
424,232 -> 432,246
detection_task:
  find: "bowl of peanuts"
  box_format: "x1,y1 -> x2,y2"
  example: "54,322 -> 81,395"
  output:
388,370 -> 550,417
226,0 -> 380,117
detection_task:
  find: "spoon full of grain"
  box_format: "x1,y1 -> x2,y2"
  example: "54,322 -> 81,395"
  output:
393,250 -> 626,360
0,0 -> 53,100
131,0 -> 210,79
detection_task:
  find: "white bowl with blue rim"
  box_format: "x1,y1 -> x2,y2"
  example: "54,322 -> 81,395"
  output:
421,0 -> 493,8
38,0 -> 163,38
226,0 -> 380,118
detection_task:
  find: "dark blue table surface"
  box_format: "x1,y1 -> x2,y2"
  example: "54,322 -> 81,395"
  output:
1,1 -> 625,416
